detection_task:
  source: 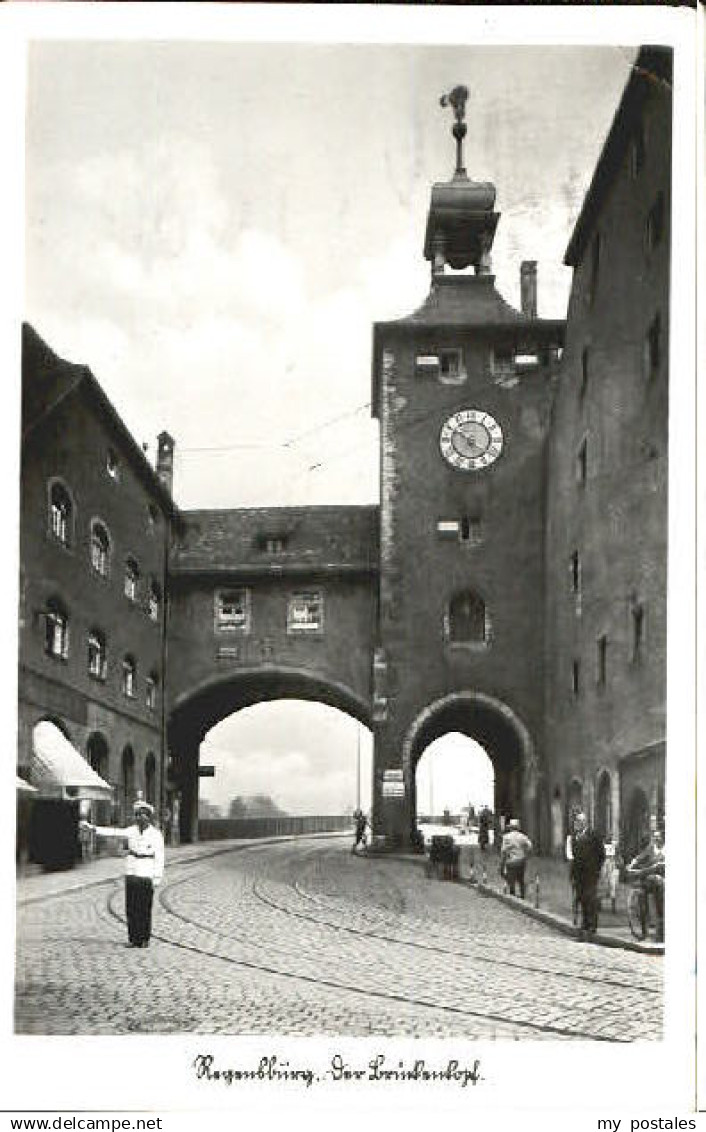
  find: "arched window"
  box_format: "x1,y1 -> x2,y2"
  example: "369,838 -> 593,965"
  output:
90,522 -> 110,576
445,591 -> 488,644
145,752 -> 156,807
122,655 -> 136,698
146,671 -> 158,711
595,770 -> 612,840
124,558 -> 140,602
147,580 -> 161,622
87,732 -> 109,779
121,746 -> 135,821
87,628 -> 107,680
49,482 -> 73,546
44,597 -> 69,658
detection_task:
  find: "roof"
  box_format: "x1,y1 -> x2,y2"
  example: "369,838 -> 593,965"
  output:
381,274 -> 526,329
171,504 -> 379,577
21,324 -> 177,519
564,46 -> 673,267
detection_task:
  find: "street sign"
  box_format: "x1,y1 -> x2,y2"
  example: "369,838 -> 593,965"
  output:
382,769 -> 405,798
198,766 -> 216,778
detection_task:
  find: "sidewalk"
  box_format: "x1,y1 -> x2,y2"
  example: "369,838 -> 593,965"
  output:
467,849 -> 664,955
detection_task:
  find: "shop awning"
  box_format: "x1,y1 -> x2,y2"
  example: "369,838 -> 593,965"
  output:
16,775 -> 37,794
31,721 -> 113,801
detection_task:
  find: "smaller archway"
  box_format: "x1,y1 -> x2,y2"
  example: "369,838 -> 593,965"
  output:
121,746 -> 135,823
87,732 -> 111,825
595,770 -> 612,840
145,752 -> 157,807
625,786 -> 651,859
567,776 -> 584,829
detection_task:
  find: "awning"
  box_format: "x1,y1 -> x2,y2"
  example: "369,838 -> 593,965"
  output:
16,775 -> 37,794
31,721 -> 113,801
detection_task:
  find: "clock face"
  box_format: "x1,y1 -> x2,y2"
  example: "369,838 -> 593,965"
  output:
439,409 -> 504,471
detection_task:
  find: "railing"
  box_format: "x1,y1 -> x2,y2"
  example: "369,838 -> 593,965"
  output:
198,815 -> 352,841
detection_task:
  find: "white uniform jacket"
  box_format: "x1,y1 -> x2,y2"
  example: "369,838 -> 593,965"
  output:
93,822 -> 165,883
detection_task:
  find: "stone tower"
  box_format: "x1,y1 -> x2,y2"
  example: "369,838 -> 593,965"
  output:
371,87 -> 564,849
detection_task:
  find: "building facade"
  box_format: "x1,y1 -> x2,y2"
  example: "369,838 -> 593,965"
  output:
543,47 -> 671,857
18,49 -> 671,859
19,325 -> 173,845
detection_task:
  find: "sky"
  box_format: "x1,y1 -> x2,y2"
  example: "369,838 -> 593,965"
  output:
24,41 -> 635,815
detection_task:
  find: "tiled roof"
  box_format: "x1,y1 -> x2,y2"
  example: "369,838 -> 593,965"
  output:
384,275 -> 526,328
171,505 -> 379,575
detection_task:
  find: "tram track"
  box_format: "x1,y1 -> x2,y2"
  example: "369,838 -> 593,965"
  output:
97,841 -> 658,1042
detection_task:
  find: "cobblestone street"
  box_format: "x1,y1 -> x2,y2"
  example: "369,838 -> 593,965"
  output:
15,835 -> 663,1040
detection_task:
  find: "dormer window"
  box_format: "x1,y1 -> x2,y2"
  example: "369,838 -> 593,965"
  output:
258,535 -> 287,555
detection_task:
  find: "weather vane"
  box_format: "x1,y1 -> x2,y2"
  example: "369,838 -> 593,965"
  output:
440,85 -> 469,178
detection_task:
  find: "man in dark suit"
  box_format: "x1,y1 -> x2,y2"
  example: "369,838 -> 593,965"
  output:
570,812 -> 606,936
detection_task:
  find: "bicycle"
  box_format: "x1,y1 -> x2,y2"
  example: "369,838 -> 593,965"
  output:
626,872 -> 664,941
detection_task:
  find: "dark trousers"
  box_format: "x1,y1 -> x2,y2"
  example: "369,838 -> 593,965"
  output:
576,876 -> 599,932
505,861 -> 526,899
125,876 -> 154,945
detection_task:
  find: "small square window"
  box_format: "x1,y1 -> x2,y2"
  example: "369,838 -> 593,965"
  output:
460,515 -> 483,545
439,349 -> 465,384
287,591 -> 323,633
415,354 -> 440,378
216,589 -> 250,633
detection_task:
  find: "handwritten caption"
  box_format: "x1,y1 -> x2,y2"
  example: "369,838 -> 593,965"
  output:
193,1053 -> 483,1090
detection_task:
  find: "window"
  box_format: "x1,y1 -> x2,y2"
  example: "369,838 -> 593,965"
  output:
44,599 -> 69,659
644,313 -> 661,381
87,629 -> 107,680
439,349 -> 465,384
145,753 -> 156,806
571,660 -> 581,698
49,482 -> 72,546
106,448 -> 119,479
491,348 -> 518,387
576,438 -> 588,486
631,601 -> 645,664
147,580 -> 161,622
287,591 -> 323,633
90,522 -> 110,577
122,656 -> 136,698
630,123 -> 645,179
436,517 -> 483,545
257,535 -> 287,555
216,589 -> 250,633
597,635 -> 608,687
580,347 -> 590,399
146,672 -> 158,710
124,558 -> 140,601
588,233 -> 601,305
570,551 -> 581,598
445,591 -> 488,645
415,349 -> 465,384
645,192 -> 665,253
460,515 -> 483,545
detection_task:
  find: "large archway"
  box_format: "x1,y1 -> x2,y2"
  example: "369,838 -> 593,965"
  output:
402,692 -> 536,843
168,667 -> 372,841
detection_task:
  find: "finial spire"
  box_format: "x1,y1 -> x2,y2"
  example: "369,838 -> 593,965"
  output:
440,85 -> 469,179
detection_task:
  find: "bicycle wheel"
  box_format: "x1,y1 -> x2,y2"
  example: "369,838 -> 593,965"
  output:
627,887 -> 647,940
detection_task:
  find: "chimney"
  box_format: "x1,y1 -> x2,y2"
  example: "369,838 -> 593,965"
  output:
156,431 -> 175,495
520,260 -> 537,318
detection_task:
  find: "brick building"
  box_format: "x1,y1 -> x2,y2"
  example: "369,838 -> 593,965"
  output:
543,47 -> 671,857
19,325 -> 174,858
18,48 -> 671,859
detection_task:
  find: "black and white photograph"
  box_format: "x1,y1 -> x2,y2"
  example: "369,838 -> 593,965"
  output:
2,3 -> 700,1125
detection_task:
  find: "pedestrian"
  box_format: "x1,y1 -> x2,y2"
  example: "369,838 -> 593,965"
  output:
351,808 -> 368,854
499,817 -> 532,898
569,812 -> 606,937
478,807 -> 490,853
80,800 -> 165,947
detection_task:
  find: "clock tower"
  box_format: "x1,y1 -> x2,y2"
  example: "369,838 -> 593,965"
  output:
371,87 -> 565,849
